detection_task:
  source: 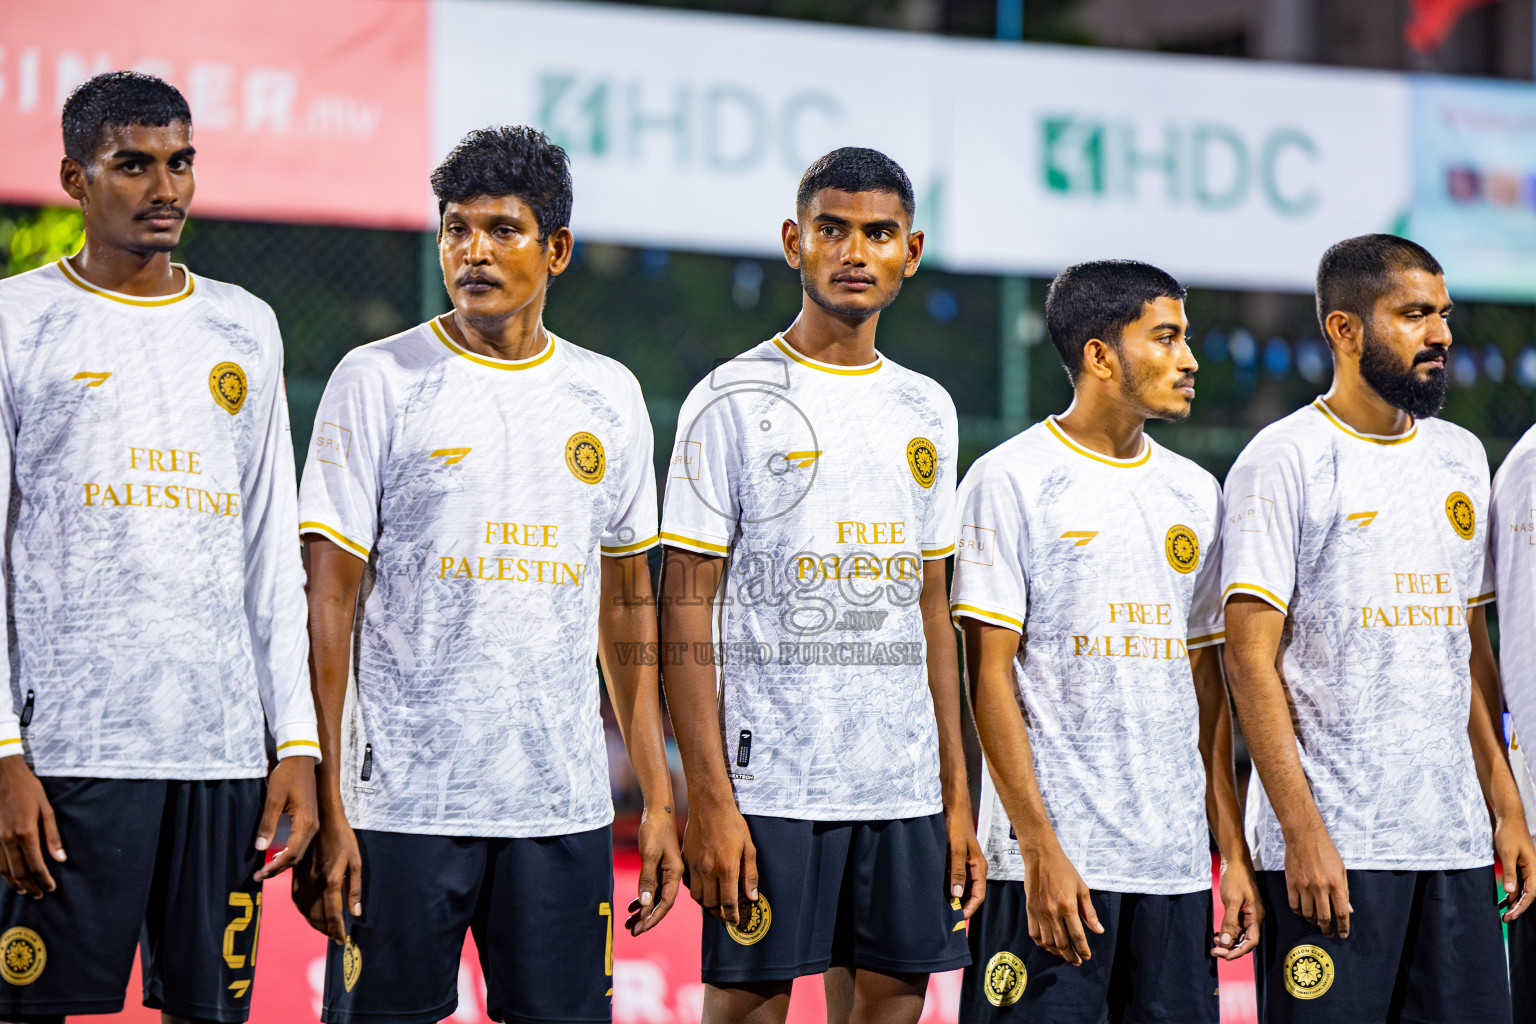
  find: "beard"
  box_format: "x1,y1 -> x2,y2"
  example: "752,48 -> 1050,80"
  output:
800,265 -> 902,319
1358,325 -> 1448,420
1119,354 -> 1192,423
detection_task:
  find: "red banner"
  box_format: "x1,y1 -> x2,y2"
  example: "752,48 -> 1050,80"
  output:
0,0 -> 432,228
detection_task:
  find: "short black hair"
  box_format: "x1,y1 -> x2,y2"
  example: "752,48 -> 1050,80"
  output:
431,126 -> 572,242
1316,234 -> 1444,337
796,147 -> 915,222
1044,260 -> 1187,380
61,71 -> 191,165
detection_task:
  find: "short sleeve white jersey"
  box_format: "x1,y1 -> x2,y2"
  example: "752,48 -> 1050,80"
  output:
0,260 -> 316,778
1488,424 -> 1536,765
299,318 -> 657,837
950,420 -> 1223,893
660,336 -> 957,820
1222,399 -> 1492,871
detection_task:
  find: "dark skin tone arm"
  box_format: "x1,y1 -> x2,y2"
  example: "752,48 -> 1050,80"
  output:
1468,606 -> 1536,921
1194,645 -> 1262,957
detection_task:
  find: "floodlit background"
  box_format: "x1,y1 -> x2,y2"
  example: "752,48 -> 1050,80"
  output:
2,0 -> 1533,1021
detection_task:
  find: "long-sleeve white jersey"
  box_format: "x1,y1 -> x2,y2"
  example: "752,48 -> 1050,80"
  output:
0,259 -> 318,778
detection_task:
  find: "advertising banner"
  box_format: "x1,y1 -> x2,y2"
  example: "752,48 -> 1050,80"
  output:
0,0 -> 430,228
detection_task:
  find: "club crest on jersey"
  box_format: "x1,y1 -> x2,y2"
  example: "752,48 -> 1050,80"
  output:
907,437 -> 937,489
1446,491 -> 1475,540
566,432 -> 606,484
209,361 -> 247,415
1165,524 -> 1199,574
1283,944 -> 1334,999
0,927 -> 45,986
726,893 -> 771,945
983,951 -> 1026,1007
342,936 -> 362,992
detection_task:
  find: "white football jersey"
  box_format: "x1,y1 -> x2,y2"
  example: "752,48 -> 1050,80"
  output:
1488,424 -> 1536,780
660,336 -> 956,820
299,318 -> 657,837
951,420 -> 1223,893
0,260 -> 316,778
1222,399 -> 1492,871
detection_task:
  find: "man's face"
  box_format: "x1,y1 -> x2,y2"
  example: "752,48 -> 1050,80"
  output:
1356,268 -> 1452,419
1113,296 -> 1198,422
785,189 -> 921,319
63,121 -> 195,254
439,196 -> 570,329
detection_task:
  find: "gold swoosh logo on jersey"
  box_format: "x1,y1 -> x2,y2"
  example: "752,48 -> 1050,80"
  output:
72,372 -> 111,387
1346,511 -> 1377,527
1061,531 -> 1098,546
429,448 -> 472,466
780,451 -> 822,469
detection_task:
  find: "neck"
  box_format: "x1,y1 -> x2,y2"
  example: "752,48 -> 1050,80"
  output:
443,306 -> 549,362
779,295 -> 880,366
1053,392 -> 1148,460
68,236 -> 183,298
1321,368 -> 1413,437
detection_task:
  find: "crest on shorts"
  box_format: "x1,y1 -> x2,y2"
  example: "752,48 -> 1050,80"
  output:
0,927 -> 45,986
1446,491 -> 1475,540
1283,944 -> 1334,1000
907,437 -> 937,489
343,935 -> 362,992
1165,524 -> 1200,574
726,893 -> 772,946
565,431 -> 606,485
209,361 -> 247,415
983,951 -> 1027,1007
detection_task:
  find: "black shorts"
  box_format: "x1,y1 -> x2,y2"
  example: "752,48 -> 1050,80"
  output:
699,813 -> 970,985
0,776 -> 266,1021
323,825 -> 614,1024
1511,905 -> 1536,1024
1255,867 -> 1510,1024
958,880 -> 1218,1024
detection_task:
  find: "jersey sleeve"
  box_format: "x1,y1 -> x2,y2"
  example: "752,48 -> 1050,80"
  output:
1220,439 -> 1302,615
297,351 -> 389,561
1188,483 -> 1225,648
601,375 -> 659,556
949,456 -> 1028,634
242,309 -> 320,762
659,383 -> 739,557
0,323 -> 19,756
919,390 -> 960,559
1468,445 -> 1494,608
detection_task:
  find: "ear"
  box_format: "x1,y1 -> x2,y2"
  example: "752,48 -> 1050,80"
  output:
781,218 -> 802,270
59,157 -> 87,203
1324,309 -> 1362,356
903,229 -> 924,279
545,225 -> 575,278
1081,338 -> 1117,382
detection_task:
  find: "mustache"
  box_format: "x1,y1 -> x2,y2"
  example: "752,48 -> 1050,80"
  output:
136,206 -> 184,221
456,272 -> 501,288
1413,348 -> 1447,366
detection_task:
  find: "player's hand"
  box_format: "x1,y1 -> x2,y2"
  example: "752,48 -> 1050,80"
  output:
254,755 -> 318,882
627,804 -> 682,936
0,754 -> 63,899
1283,825 -> 1350,938
1021,839 -> 1102,965
946,805 -> 986,920
1212,854 -> 1263,960
681,792 -> 757,928
293,811 -> 363,944
1493,815 -> 1536,922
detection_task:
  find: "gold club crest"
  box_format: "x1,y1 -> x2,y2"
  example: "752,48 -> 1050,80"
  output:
727,893 -> 772,946
1283,944 -> 1334,1000
565,431 -> 606,485
983,951 -> 1027,1007
907,437 -> 937,489
0,927 -> 45,986
209,361 -> 247,415
342,936 -> 362,992
1446,491 -> 1475,540
1165,524 -> 1199,574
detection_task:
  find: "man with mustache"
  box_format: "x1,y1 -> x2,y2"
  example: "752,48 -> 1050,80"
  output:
659,148 -> 981,1024
950,260 -> 1260,1022
295,125 -> 681,1023
0,71 -> 318,1021
1223,234 -> 1535,1023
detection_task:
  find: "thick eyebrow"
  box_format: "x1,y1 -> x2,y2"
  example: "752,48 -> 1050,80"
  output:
1150,321 -> 1185,335
108,146 -> 196,162
812,213 -> 851,228
858,219 -> 902,234
1398,301 -> 1451,315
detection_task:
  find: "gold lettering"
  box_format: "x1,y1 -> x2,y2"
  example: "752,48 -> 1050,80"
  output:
83,483 -> 99,505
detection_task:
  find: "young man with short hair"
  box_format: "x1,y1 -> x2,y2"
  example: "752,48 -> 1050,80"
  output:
951,260 -> 1259,1023
0,71 -> 319,1022
659,147 -> 982,1024
1223,234 -> 1534,1023
296,125 -> 681,1024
